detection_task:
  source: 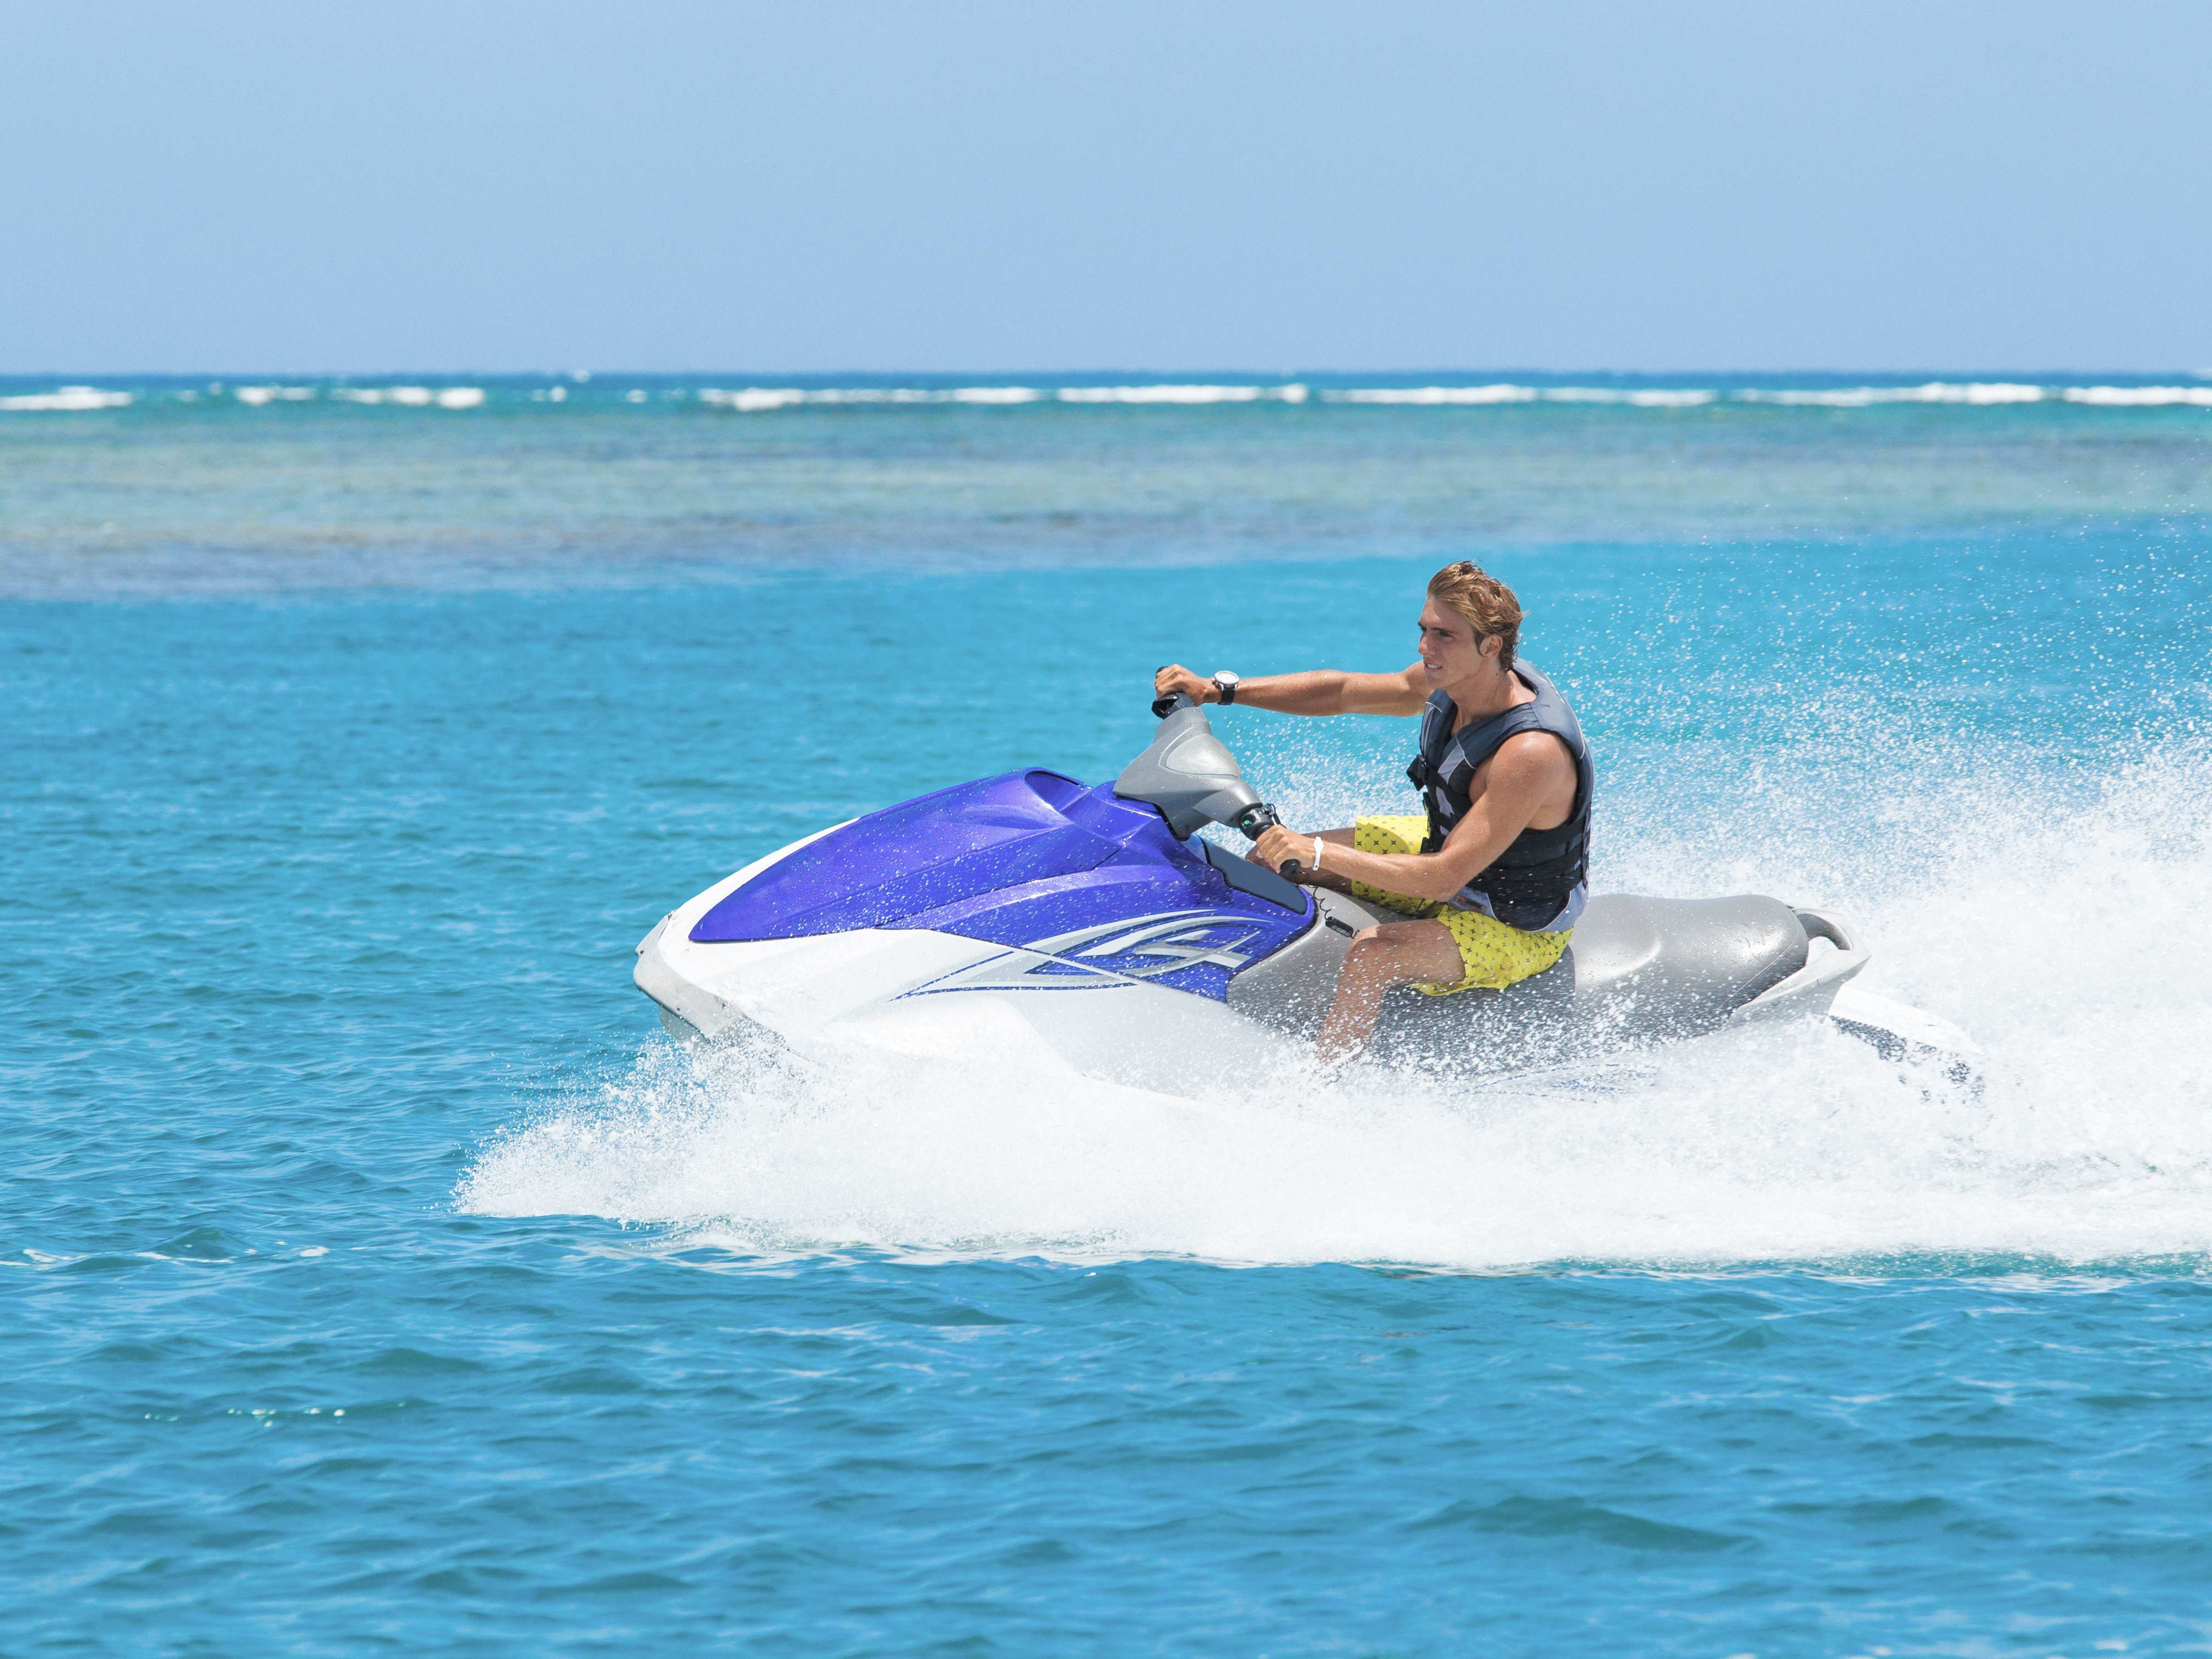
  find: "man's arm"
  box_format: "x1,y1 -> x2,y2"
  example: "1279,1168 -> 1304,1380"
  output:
1153,662 -> 1429,717
1251,731 -> 1574,903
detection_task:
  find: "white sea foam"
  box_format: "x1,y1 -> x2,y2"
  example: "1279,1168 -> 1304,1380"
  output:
1331,384 -> 1539,405
698,387 -> 807,411
673,378 -> 2209,416
1340,381 -> 2058,410
1544,387 -> 1716,407
696,383 -> 1303,411
462,742 -> 2212,1271
1327,386 -> 1717,407
951,386 -> 1045,404
102,376 -> 2212,421
816,389 -> 932,404
330,386 -> 482,408
1591,388 -> 1714,407
1056,384 -> 1305,404
698,386 -> 1037,410
0,386 -> 133,413
1739,382 -> 2046,407
2062,385 -> 2212,408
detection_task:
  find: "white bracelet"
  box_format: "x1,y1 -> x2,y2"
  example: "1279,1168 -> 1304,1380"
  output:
1311,837 -> 1324,872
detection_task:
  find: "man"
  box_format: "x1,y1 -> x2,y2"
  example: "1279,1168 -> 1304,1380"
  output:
1153,562 -> 1593,1062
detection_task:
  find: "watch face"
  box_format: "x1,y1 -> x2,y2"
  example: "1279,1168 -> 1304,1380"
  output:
1214,671 -> 1240,686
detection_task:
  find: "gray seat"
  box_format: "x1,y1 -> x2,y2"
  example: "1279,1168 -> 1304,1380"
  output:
1565,893 -> 1808,1023
1372,893 -> 1809,1067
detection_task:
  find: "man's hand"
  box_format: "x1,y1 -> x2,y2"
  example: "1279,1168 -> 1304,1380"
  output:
1153,664 -> 1217,704
1251,825 -> 1316,880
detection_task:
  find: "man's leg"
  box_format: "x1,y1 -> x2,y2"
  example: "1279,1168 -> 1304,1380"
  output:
1314,918 -> 1465,1064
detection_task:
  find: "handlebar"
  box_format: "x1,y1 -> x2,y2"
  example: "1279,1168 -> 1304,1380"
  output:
1136,683 -> 1301,876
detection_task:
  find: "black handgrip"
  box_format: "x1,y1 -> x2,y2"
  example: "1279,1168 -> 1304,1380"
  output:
1233,802 -> 1301,877
1152,684 -> 1205,718
1232,803 -> 1281,840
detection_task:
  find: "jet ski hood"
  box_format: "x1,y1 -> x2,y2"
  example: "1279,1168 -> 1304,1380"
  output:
695,770 -> 1116,941
688,766 -> 1315,1001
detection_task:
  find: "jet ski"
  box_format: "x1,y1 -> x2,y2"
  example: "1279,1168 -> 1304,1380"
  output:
635,693 -> 1978,1090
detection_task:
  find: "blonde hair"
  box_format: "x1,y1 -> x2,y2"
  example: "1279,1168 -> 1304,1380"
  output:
1427,561 -> 1522,669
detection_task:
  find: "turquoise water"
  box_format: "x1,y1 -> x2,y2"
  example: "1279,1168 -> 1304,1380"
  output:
6,378 -> 2212,1653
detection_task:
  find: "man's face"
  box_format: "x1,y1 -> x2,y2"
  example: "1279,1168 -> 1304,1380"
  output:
1417,597 -> 1498,686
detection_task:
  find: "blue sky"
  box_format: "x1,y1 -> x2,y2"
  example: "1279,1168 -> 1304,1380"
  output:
4,1 -> 2206,374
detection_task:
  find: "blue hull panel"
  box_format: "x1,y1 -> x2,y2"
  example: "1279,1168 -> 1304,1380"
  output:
691,772 -> 1314,1001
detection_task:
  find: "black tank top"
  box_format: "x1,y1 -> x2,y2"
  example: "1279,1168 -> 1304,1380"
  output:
1406,660 -> 1595,929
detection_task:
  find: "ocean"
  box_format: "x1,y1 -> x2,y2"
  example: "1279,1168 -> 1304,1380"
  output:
5,373 -> 2210,1654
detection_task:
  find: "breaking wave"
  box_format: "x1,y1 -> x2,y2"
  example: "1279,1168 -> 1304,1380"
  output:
14,378 -> 2211,416
1335,385 -> 1717,407
2061,385 -> 2212,408
328,385 -> 485,409
1737,382 -> 2046,406
459,738 -> 2212,1271
690,381 -> 2208,413
696,383 -> 1311,410
0,386 -> 132,412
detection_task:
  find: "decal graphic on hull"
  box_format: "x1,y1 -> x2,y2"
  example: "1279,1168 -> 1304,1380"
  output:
906,910 -> 1265,995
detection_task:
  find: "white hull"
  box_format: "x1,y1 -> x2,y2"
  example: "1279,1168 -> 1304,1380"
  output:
633,832 -> 1292,1091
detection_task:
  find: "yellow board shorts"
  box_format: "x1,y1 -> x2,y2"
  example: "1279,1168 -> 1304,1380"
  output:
1347,815 -> 1573,996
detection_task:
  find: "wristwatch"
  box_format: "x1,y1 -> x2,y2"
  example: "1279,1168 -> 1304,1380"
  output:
1211,670 -> 1241,706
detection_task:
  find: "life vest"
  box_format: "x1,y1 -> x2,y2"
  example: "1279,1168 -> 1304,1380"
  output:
1405,660 -> 1595,930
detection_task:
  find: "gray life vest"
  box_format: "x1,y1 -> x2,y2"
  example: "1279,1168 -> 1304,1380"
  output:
1405,660 -> 1595,930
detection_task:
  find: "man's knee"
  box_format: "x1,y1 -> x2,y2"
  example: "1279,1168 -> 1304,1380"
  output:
1342,926 -> 1419,985
1343,921 -> 1462,990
